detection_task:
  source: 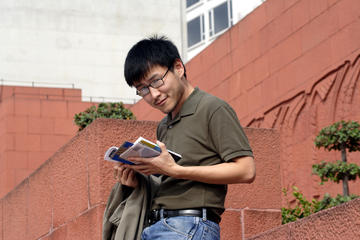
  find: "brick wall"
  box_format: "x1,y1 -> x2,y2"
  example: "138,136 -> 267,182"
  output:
0,119 -> 282,240
0,85 -> 95,198
130,0 -> 360,201
248,197 -> 360,240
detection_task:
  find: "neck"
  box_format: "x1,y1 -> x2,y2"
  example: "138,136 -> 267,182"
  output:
171,84 -> 194,119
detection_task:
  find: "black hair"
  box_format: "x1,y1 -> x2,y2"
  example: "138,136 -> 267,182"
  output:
124,35 -> 186,87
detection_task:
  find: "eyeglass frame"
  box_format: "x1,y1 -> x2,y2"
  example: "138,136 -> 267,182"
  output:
136,67 -> 170,97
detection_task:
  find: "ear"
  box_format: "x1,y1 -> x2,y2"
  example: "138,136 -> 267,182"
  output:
173,58 -> 185,78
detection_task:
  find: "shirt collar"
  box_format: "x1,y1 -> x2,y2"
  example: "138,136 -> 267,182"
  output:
167,87 -> 203,124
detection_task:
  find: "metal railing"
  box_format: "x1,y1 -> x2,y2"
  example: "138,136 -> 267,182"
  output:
0,78 -> 140,104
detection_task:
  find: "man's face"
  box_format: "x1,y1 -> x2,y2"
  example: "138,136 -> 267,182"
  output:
134,64 -> 186,115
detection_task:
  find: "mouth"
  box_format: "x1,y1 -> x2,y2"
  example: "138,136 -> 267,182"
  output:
155,97 -> 167,106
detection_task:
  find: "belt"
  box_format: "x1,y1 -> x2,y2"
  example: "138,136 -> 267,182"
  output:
148,208 -> 220,225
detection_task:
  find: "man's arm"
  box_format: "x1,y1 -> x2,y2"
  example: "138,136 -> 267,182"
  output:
126,141 -> 255,185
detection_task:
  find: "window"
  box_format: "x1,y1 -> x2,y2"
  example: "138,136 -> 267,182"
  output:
187,15 -> 205,48
186,0 -> 200,8
209,0 -> 232,37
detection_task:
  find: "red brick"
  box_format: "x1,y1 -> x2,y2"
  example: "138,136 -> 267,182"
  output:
262,75 -> 280,106
220,210 -> 242,240
5,115 -> 28,133
209,78 -> 231,102
268,31 -> 302,73
28,163 -> 53,239
28,117 -> 54,134
15,169 -> 33,186
14,98 -> 41,116
301,5 -> 339,52
230,94 -> 250,119
197,45 -> 215,74
50,137 -> 89,227
226,128 -> 281,209
309,0 -> 329,19
4,151 -> 28,169
39,87 -> 64,96
15,134 -> 41,151
0,99 -> 15,116
291,0 -> 310,31
296,38 -> 333,86
232,33 -> 262,71
41,100 -> 67,118
240,63 -> 255,91
64,88 -> 81,97
186,53 -> 205,79
28,151 -> 53,170
14,86 -> 40,95
48,95 -> 65,101
0,86 -> 15,99
212,32 -> 231,63
335,0 -> 360,28
47,226 -> 68,240
0,133 -> 15,151
235,4 -> 267,44
229,23 -> 240,51
243,209 -> 282,238
66,206 -> 104,240
252,54 -> 270,85
284,0 -> 300,9
0,170 -> 16,198
40,135 -> 72,152
331,19 -> 360,65
260,8 -> 293,54
0,199 -> 3,240
328,0 -> 340,7
228,71 -> 243,100
264,0 -> 285,23
54,117 -> 78,135
218,55 -> 233,82
3,181 -> 29,240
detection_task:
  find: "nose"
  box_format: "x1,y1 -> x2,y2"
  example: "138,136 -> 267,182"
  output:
148,86 -> 161,99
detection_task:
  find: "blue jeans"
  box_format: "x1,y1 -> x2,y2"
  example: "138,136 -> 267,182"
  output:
141,215 -> 220,240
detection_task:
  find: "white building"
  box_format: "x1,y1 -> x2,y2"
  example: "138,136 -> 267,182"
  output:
184,0 -> 265,61
0,0 -> 265,103
0,0 -> 184,103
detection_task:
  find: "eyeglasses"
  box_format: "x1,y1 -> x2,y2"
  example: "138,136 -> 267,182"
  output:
136,68 -> 170,97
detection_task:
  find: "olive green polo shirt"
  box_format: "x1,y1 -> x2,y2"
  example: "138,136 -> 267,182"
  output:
152,87 -> 253,219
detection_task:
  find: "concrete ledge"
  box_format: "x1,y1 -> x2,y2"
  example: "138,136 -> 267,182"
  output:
0,119 -> 281,239
248,198 -> 360,240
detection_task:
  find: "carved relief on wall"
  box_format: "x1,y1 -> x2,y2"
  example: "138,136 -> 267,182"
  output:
246,54 -> 360,197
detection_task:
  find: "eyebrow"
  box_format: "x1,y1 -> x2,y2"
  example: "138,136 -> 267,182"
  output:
134,72 -> 161,88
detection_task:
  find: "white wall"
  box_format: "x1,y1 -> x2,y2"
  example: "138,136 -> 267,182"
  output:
0,0 -> 183,103
185,0 -> 265,61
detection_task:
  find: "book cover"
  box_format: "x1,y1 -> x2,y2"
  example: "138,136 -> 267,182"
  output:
104,137 -> 181,165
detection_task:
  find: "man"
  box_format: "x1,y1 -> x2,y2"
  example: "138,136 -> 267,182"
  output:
115,36 -> 255,240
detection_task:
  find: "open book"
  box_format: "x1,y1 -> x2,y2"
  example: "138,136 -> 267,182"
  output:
104,137 -> 182,165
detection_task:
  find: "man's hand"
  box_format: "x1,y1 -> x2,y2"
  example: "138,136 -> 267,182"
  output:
125,141 -> 181,176
114,163 -> 138,188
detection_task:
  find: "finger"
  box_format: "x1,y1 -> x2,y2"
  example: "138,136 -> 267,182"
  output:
122,167 -> 131,180
156,140 -> 167,151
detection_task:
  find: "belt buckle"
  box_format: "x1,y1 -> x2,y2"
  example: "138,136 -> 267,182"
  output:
149,209 -> 159,225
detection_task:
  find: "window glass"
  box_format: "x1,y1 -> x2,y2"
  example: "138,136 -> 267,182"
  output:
187,16 -> 201,47
213,2 -> 229,34
186,0 -> 200,8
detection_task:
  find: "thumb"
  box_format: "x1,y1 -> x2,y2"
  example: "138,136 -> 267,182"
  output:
156,140 -> 167,153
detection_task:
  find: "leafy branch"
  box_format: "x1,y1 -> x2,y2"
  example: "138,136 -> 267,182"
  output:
74,102 -> 135,131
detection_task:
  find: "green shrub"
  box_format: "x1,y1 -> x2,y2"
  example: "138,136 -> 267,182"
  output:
74,102 -> 135,131
281,187 -> 358,224
282,120 -> 360,224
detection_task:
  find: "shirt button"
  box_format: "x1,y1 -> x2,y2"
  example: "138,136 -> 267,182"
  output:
168,125 -> 173,129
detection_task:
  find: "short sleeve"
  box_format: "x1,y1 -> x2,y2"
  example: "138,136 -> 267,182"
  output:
208,104 -> 253,162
